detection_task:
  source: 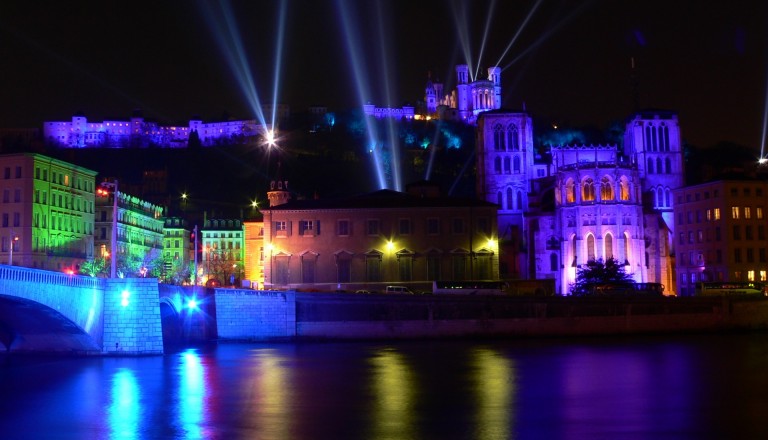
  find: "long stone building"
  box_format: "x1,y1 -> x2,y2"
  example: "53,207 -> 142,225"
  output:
260,180 -> 499,292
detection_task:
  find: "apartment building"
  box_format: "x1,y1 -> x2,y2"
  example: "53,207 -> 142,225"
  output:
0,153 -> 97,271
673,180 -> 768,296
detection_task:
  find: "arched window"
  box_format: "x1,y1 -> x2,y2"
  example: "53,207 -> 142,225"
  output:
506,187 -> 513,210
665,157 -> 672,174
665,188 -> 671,207
550,253 -> 558,271
494,157 -> 501,173
658,124 -> 670,151
604,232 -> 614,259
656,158 -> 662,174
507,124 -> 519,151
582,178 -> 595,202
647,158 -> 654,174
645,125 -> 653,151
656,187 -> 664,207
512,190 -> 519,210
503,157 -> 511,174
517,190 -> 523,210
587,234 -> 596,262
493,124 -> 504,151
513,156 -> 521,173
566,178 -> 575,203
600,176 -> 613,201
619,176 -> 630,201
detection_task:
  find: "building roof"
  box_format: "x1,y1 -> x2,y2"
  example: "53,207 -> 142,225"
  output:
265,189 -> 497,211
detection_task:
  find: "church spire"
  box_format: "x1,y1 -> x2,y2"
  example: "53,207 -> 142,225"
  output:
268,161 -> 290,207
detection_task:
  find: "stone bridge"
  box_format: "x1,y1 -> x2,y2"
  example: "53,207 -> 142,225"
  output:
0,265 -> 165,355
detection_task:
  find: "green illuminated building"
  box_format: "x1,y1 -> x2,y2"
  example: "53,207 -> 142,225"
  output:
95,188 -> 164,277
0,153 -> 97,272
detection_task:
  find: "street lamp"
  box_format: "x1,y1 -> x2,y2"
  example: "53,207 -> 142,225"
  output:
99,179 -> 119,278
8,233 -> 18,265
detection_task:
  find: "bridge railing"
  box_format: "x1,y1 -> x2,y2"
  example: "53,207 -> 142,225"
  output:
0,264 -> 102,289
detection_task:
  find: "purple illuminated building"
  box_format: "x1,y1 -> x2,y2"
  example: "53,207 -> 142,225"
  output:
43,111 -> 268,148
365,64 -> 502,124
477,109 -> 684,295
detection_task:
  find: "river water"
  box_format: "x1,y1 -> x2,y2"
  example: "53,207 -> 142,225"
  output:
1,333 -> 767,440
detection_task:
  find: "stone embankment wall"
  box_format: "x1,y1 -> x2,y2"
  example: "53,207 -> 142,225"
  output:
215,289 -> 295,339
213,290 -> 768,340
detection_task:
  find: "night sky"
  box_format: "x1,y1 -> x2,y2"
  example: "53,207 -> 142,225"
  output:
1,0 -> 766,149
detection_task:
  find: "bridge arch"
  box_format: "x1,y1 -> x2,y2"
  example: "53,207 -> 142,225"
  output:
0,294 -> 100,353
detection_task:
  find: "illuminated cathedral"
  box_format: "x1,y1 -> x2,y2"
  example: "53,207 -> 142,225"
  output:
364,64 -> 502,124
476,109 -> 683,295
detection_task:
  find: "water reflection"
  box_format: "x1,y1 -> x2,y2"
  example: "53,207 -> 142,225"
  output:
108,368 -> 141,439
369,347 -> 415,440
3,335 -> 768,439
246,348 -> 292,439
178,349 -> 207,438
471,347 -> 515,440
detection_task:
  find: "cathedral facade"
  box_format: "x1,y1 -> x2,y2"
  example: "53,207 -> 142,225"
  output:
476,110 -> 683,295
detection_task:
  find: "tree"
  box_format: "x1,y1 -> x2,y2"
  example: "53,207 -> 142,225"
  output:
80,257 -> 107,277
570,257 -> 634,295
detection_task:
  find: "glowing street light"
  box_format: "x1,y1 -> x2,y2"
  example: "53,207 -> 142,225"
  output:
8,232 -> 19,265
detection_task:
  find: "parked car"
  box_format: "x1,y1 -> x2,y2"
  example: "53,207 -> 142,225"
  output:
385,285 -> 414,294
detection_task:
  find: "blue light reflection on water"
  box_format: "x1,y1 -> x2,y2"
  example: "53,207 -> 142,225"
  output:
108,368 -> 141,439
178,349 -> 206,439
2,334 -> 768,439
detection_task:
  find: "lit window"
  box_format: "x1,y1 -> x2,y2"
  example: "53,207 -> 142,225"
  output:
731,207 -> 739,219
600,176 -> 613,200
748,270 -> 755,282
760,270 -> 766,282
582,178 -> 595,202
745,207 -> 751,219
714,208 -> 721,220
758,207 -> 764,219
299,220 -> 314,235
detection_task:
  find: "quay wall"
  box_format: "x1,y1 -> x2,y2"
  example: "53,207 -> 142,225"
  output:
213,290 -> 768,340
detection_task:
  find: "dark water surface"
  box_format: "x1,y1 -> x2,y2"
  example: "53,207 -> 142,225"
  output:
2,333 -> 768,439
